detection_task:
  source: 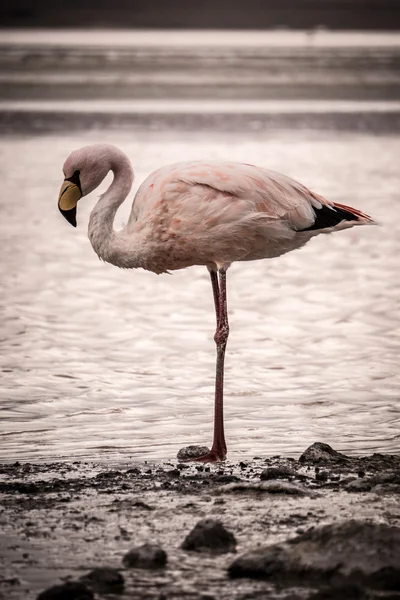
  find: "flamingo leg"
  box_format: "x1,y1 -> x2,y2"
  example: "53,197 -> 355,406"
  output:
192,267 -> 229,462
209,269 -> 220,323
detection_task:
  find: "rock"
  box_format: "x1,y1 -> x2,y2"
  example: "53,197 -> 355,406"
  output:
122,544 -> 167,569
166,468 -> 180,478
372,483 -> 400,494
260,467 -> 295,480
370,472 -> 400,485
80,567 -> 124,593
228,520 -> 400,590
315,471 -> 329,482
218,481 -> 312,496
181,519 -> 236,554
177,445 -> 210,461
36,581 -> 94,600
308,583 -> 370,600
299,443 -> 349,464
345,479 -> 373,492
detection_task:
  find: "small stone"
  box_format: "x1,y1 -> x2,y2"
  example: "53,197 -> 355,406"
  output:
181,519 -> 236,554
126,467 -> 140,475
80,567 -> 124,593
315,471 -> 329,482
260,467 -> 294,481
299,442 -> 349,464
166,469 -> 180,478
36,581 -> 94,600
122,544 -> 167,569
177,445 -> 210,461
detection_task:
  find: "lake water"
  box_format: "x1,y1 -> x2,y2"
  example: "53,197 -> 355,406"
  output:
0,31 -> 399,462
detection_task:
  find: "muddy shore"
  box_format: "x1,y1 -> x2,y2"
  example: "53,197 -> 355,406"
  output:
0,443 -> 399,600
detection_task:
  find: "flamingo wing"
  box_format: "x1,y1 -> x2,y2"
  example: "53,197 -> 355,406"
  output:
161,161 -> 373,232
128,161 -> 374,270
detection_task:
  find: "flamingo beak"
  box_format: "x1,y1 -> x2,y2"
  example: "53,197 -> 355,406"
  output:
58,180 -> 82,227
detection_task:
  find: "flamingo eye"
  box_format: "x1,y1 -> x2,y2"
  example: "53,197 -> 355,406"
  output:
65,170 -> 82,193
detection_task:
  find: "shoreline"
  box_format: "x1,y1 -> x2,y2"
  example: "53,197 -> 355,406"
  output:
1,443 -> 399,599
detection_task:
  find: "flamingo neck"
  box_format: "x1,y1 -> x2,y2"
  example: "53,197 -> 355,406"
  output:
88,154 -> 137,267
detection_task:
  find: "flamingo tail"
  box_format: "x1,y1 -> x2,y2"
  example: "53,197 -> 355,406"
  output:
303,202 -> 375,232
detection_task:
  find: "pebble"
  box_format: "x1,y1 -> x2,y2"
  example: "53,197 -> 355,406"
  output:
36,581 -> 94,600
181,518 -> 236,554
122,543 -> 167,569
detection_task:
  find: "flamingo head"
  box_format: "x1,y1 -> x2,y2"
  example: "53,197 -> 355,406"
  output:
57,144 -> 117,227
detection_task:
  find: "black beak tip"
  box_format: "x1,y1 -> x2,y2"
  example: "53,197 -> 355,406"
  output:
59,206 -> 77,227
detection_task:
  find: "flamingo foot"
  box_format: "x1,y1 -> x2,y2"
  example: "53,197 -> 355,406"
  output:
190,448 -> 226,463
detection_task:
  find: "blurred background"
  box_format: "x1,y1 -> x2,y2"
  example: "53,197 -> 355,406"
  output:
0,2 -> 399,463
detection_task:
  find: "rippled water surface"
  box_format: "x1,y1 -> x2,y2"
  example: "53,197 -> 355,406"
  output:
1,127 -> 399,462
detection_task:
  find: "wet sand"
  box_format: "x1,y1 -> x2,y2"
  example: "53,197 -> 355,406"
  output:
1,444 -> 399,599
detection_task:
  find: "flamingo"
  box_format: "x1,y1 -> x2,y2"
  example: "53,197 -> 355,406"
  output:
57,143 -> 375,462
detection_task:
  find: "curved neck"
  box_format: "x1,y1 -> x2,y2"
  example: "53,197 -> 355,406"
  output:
88,153 -> 134,266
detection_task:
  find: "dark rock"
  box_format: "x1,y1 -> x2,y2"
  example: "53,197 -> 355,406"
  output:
166,469 -> 180,478
122,544 -> 167,569
80,567 -> 124,593
370,471 -> 400,485
211,474 -> 240,484
345,479 -> 373,492
359,453 -> 400,472
299,443 -> 349,465
132,500 -> 154,510
95,471 -> 121,479
181,518 -> 236,554
308,583 -> 370,600
228,520 -> 400,590
372,484 -> 400,494
177,445 -> 210,461
260,467 -> 295,480
315,471 -> 329,482
36,581 -> 94,600
1,576 -> 20,586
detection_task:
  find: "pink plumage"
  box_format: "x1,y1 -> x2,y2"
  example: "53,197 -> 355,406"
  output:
58,144 -> 375,462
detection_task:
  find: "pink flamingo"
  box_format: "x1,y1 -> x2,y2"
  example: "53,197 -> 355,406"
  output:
58,144 -> 375,462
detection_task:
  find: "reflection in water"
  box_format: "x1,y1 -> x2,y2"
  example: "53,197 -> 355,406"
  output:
0,129 -> 399,462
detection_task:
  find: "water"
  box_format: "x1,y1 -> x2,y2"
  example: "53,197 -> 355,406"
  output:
0,31 -> 399,462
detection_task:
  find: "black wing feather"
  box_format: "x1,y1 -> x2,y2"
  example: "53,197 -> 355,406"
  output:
302,204 -> 360,232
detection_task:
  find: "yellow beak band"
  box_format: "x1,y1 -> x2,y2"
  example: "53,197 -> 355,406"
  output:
58,180 -> 82,227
